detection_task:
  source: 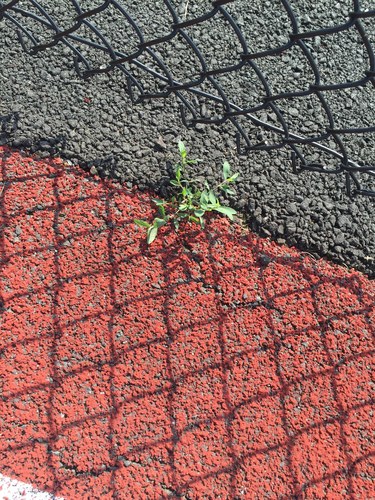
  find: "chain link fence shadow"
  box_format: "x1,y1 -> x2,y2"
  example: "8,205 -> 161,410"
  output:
1,0 -> 374,196
0,147 -> 374,497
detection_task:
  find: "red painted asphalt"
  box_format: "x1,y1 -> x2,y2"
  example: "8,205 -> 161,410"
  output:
0,147 -> 374,499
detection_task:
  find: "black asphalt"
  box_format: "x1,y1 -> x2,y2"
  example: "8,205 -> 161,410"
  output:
0,0 -> 374,276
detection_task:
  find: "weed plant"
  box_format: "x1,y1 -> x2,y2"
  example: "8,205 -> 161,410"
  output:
135,142 -> 239,244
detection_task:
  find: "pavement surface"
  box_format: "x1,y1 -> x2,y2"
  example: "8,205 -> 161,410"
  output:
1,0 -> 374,276
0,146 -> 374,499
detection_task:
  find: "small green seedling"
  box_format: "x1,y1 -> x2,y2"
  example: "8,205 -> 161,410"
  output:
134,141 -> 239,244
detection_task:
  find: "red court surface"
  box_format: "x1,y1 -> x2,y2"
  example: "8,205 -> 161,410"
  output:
0,146 -> 374,499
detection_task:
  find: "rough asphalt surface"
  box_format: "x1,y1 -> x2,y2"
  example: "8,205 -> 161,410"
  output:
0,0 -> 374,276
1,147 -> 374,498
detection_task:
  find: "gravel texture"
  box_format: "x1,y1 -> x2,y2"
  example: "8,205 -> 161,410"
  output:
0,0 -> 374,276
1,147 -> 374,498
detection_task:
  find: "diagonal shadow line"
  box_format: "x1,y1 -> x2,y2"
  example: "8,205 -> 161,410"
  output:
180,228 -> 241,497
256,257 -> 301,492
3,338 -> 374,414
1,150 -> 374,495
2,2 -> 375,194
1,326 -> 374,495
294,256 -> 364,498
0,164 -> 374,294
4,397 -> 374,499
44,156 -> 68,492
1,340 -> 375,451
1,206 -> 215,293
2,220 -> 373,392
0,145 -> 60,491
291,450 -> 375,499
1,240 -> 371,316
1,206 -> 373,361
102,183 -> 124,495
0,159 -> 141,214
174,449 -> 375,498
154,232 -> 191,492
2,389 -> 373,478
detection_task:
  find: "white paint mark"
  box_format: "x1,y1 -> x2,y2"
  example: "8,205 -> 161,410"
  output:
0,474 -> 63,500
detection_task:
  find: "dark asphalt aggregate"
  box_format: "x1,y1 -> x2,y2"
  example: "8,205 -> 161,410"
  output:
0,0 -> 374,276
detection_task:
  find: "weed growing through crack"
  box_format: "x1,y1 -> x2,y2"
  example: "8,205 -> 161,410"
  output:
135,141 -> 239,244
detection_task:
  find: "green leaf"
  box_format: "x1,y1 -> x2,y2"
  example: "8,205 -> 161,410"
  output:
147,226 -> 158,244
186,158 -> 203,164
188,216 -> 200,224
170,179 -> 180,187
200,191 -> 209,205
214,206 -> 237,220
134,219 -> 151,228
175,166 -> 181,182
152,198 -> 165,206
178,141 -> 187,159
227,172 -> 239,182
173,219 -> 179,231
223,161 -> 231,180
158,204 -> 166,218
194,209 -> 205,217
178,204 -> 188,211
154,218 -> 167,228
219,184 -> 236,195
178,141 -> 185,154
208,190 -> 217,205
